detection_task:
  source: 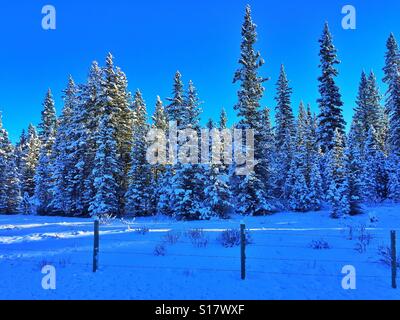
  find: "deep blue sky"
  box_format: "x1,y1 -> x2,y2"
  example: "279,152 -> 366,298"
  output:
0,0 -> 399,142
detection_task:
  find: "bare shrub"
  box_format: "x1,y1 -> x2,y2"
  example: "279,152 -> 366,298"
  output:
354,224 -> 373,253
186,229 -> 209,248
218,229 -> 252,248
154,243 -> 166,256
163,231 -> 181,245
377,245 -> 400,267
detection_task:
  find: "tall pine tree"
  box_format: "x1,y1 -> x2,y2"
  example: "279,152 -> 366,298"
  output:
317,22 -> 346,153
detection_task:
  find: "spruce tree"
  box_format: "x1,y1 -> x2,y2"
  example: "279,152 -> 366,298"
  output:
259,107 -> 275,197
383,33 -> 400,200
99,53 -> 133,214
166,71 -> 185,128
34,89 -> 57,214
50,76 -> 77,215
125,90 -> 152,216
353,71 -> 385,155
317,22 -> 346,153
151,96 -> 169,214
186,80 -> 202,131
151,96 -> 168,182
341,130 -> 363,216
89,114 -> 120,217
383,33 -> 400,150
362,127 -> 389,202
219,108 -> 228,130
326,129 -> 347,218
274,65 -> 295,199
204,164 -> 232,219
17,124 -> 40,200
0,116 -> 22,214
232,5 -> 271,215
81,61 -> 104,213
286,102 -> 319,212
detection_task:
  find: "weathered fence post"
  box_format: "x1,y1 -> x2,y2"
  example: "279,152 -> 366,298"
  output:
240,222 -> 246,280
93,218 -> 100,273
391,230 -> 397,289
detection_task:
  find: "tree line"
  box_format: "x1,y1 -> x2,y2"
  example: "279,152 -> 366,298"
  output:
0,5 -> 399,219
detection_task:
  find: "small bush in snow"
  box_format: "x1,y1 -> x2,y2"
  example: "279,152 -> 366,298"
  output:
369,212 -> 379,224
186,229 -> 209,248
218,229 -> 252,248
135,226 -> 149,235
183,269 -> 195,277
354,224 -> 373,253
377,245 -> 400,268
163,231 -> 181,245
309,239 -> 330,250
154,243 -> 166,256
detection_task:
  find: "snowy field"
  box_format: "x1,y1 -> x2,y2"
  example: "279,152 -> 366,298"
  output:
0,204 -> 400,300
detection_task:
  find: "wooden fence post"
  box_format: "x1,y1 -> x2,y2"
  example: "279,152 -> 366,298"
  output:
391,230 -> 397,289
240,222 -> 246,280
93,219 -> 100,273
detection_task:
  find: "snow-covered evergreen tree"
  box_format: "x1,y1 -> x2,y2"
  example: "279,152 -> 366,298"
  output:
274,65 -> 295,199
366,72 -> 387,153
17,124 -> 40,202
326,129 -> 347,218
186,80 -> 202,131
204,164 -> 232,219
340,130 -> 363,216
34,89 -> 57,214
99,53 -> 133,214
232,5 -> 272,215
352,71 -> 386,156
171,78 -> 208,220
89,114 -> 120,217
125,90 -> 152,216
0,116 -> 22,214
219,108 -> 228,130
317,22 -> 346,154
166,71 -> 185,127
259,107 -> 275,198
80,61 -> 104,213
362,127 -> 389,202
151,96 -> 169,214
153,96 -> 168,132
156,72 -> 187,216
115,66 -> 134,208
383,33 -> 400,154
50,76 -> 77,215
286,102 -> 323,211
383,33 -> 400,201
38,89 -> 58,145
151,96 -> 168,182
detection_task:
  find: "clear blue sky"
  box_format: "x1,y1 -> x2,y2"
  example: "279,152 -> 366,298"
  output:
0,0 -> 399,142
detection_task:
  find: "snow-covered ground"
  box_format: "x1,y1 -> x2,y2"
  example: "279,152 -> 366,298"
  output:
0,204 -> 399,300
